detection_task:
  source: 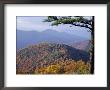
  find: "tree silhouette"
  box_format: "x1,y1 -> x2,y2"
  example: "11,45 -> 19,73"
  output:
43,16 -> 94,74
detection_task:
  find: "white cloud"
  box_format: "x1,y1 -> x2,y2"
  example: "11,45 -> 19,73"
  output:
17,18 -> 50,31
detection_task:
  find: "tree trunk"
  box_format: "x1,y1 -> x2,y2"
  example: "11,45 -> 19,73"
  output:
90,16 -> 94,74
90,32 -> 94,74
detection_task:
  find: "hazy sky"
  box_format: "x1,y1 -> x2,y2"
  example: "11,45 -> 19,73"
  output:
17,16 -> 91,39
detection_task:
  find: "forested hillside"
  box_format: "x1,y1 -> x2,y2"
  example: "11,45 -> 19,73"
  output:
16,43 -> 91,74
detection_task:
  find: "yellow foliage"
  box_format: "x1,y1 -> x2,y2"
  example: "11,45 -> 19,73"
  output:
35,64 -> 62,74
46,64 -> 61,74
75,60 -> 91,74
34,60 -> 91,74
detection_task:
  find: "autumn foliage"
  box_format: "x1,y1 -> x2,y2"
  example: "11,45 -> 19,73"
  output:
34,60 -> 91,74
16,43 -> 92,74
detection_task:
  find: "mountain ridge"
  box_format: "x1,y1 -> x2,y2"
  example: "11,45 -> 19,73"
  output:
17,29 -> 89,50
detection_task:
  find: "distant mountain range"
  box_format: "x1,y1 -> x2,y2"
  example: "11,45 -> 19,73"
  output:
17,29 -> 89,50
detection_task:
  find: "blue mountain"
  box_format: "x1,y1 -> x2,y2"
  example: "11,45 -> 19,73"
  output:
17,29 -> 88,50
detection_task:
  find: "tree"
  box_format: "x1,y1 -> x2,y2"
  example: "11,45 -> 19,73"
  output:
43,16 -> 94,74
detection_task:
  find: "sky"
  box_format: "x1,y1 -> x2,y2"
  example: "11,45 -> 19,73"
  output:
17,16 -> 92,39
